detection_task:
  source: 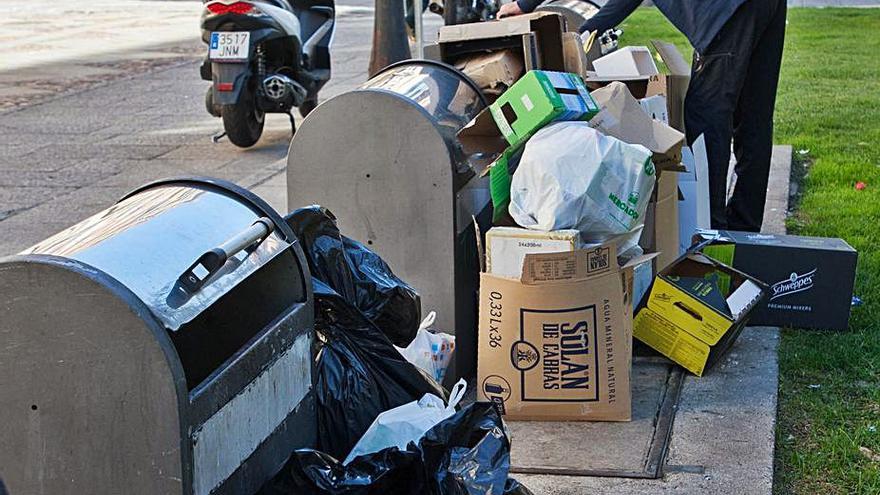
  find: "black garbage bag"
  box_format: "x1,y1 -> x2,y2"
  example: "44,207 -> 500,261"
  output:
286,206 -> 421,347
311,279 -> 445,459
263,401 -> 531,495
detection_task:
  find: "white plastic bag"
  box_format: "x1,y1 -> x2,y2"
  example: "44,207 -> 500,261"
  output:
509,122 -> 655,253
343,379 -> 468,465
395,311 -> 455,383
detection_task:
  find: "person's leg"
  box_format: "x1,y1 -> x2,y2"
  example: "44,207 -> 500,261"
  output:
684,1 -> 772,229
727,0 -> 787,232
685,52 -> 739,229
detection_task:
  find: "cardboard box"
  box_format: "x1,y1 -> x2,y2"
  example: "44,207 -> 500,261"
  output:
458,70 -> 600,158
634,251 -> 769,376
488,149 -> 519,223
439,12 -> 566,73
693,230 -> 858,331
589,81 -> 685,171
678,135 -> 711,254
592,46 -> 659,78
479,242 -> 653,421
639,95 -> 669,125
632,257 -> 655,316
640,170 -> 680,270
645,40 -> 691,133
486,227 -> 582,278
561,32 -> 588,79
455,50 -> 525,97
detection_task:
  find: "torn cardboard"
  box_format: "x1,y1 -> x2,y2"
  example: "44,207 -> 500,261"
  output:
634,250 -> 768,376
455,50 -> 524,97
478,242 -> 650,421
589,81 -> 685,171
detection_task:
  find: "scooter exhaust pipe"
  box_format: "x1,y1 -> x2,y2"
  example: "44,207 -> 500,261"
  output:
428,0 -> 444,14
262,74 -> 306,108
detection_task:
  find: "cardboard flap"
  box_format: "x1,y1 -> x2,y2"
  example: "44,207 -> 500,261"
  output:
589,82 -> 685,169
457,110 -> 508,156
562,32 -> 588,79
439,11 -> 560,43
521,242 -> 618,284
622,251 -> 660,271
692,229 -> 734,245
584,72 -> 650,83
651,40 -> 690,76
592,46 -> 659,78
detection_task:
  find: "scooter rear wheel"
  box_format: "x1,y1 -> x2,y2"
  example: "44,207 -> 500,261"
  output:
222,81 -> 265,148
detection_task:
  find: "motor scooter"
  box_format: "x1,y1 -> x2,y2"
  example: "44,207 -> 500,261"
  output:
200,0 -> 335,148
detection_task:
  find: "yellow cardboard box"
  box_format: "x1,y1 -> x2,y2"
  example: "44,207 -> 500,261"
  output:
633,251 -> 768,376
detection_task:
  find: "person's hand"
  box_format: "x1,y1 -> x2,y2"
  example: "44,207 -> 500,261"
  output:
498,2 -> 524,18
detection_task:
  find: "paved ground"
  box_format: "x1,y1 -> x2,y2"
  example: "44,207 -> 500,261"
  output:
0,2 -> 788,493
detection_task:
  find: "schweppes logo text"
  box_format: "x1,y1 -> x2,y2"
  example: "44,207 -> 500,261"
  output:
770,269 -> 817,301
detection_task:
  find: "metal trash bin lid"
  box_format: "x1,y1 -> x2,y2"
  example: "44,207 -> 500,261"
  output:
21,178 -> 293,331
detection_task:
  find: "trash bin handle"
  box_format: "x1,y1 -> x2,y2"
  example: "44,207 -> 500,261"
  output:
176,217 -> 275,294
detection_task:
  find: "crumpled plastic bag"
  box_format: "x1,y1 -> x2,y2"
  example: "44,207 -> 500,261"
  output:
345,379 -> 468,464
509,122 -> 655,254
309,279 -> 446,460
261,402 -> 533,495
286,206 -> 421,347
396,311 -> 456,383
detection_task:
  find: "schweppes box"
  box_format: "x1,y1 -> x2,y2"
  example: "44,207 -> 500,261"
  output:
478,240 -> 654,421
692,230 -> 858,331
633,248 -> 769,376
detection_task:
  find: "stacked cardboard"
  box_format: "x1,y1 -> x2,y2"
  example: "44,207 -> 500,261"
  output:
445,13 -> 808,421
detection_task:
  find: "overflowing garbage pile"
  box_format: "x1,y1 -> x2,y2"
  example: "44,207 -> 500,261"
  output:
269,10 -> 860,492
440,11 -> 858,421
261,207 -> 531,494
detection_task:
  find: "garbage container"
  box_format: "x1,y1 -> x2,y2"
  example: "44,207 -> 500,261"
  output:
537,0 -> 603,29
0,178 -> 315,495
536,0 -> 605,69
287,60 -> 491,381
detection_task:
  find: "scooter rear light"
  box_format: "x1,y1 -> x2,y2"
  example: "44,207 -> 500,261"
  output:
217,82 -> 234,91
206,1 -> 254,15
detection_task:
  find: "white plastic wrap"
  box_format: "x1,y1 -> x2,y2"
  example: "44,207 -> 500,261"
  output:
509,122 -> 655,252
343,379 -> 467,465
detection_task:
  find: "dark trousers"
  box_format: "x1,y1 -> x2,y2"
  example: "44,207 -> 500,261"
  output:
684,0 -> 787,232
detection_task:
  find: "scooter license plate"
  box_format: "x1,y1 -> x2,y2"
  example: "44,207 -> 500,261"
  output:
209,32 -> 250,61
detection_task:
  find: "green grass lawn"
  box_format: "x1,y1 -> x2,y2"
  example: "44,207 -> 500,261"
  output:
621,7 -> 880,494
